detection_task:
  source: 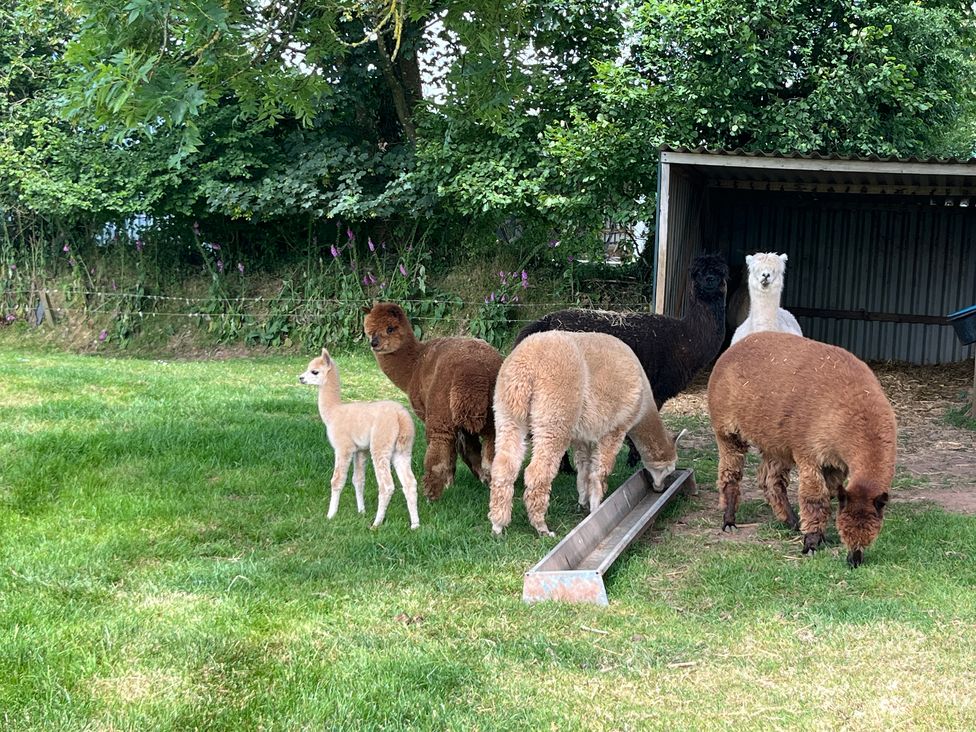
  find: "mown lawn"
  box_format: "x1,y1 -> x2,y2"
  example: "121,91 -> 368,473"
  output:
2,343 -> 975,731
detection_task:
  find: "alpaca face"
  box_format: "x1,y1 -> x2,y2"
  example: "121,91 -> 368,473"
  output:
645,458 -> 677,490
689,254 -> 729,300
746,253 -> 788,293
363,303 -> 412,355
298,350 -> 334,386
836,480 -> 889,567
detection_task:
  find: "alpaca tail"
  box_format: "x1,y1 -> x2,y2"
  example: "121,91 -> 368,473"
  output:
394,408 -> 416,455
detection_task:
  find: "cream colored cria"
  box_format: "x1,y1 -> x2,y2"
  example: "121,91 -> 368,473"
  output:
488,331 -> 684,537
299,349 -> 420,529
731,252 -> 803,345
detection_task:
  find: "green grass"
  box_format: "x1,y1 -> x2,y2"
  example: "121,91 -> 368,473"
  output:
2,345 -> 976,731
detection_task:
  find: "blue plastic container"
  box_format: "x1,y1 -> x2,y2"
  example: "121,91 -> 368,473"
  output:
948,304 -> 976,345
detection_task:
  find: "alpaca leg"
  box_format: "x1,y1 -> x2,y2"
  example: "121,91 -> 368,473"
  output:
715,432 -> 748,531
327,449 -> 354,520
393,449 -> 420,529
488,424 -> 527,534
422,429 -> 457,501
797,460 -> 831,555
758,457 -> 799,530
522,433 -> 568,537
479,429 -> 495,484
370,451 -> 397,529
352,451 -> 367,515
591,429 -> 627,512
456,430 -> 486,483
572,442 -> 594,511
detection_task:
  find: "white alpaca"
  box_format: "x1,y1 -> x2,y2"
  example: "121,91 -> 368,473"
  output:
731,252 -> 803,345
299,349 -> 420,529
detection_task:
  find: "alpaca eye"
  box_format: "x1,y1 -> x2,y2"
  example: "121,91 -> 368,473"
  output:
387,326 -> 395,334
311,370 -> 319,375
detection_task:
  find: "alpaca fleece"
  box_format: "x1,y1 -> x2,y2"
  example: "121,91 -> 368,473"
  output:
707,332 -> 896,567
730,252 -> 802,345
299,349 -> 420,529
363,302 -> 504,501
514,254 -> 729,410
488,331 -> 678,537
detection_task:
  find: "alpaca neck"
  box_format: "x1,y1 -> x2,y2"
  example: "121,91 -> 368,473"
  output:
628,406 -> 673,464
679,292 -> 726,369
375,335 -> 423,391
748,284 -> 783,329
317,370 -> 343,425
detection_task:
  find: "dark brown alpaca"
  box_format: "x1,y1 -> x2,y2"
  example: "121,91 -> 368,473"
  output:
363,303 -> 504,501
707,332 -> 897,567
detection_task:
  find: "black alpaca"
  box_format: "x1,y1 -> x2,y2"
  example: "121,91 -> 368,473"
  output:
514,253 -> 729,469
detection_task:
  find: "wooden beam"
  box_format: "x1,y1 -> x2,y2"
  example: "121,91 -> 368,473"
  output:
708,178 -> 976,197
660,151 -> 976,179
790,307 -> 948,325
654,162 -> 671,315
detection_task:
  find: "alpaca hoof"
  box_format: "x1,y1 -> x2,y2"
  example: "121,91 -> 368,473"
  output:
534,526 -> 555,538
575,502 -> 588,514
802,532 -> 825,555
787,517 -> 801,531
410,523 -> 420,530
722,522 -> 737,532
491,524 -> 505,536
847,549 -> 864,568
370,522 -> 380,530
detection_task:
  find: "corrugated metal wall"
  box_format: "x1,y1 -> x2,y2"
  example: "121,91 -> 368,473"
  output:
662,168 -> 706,315
703,189 -> 976,364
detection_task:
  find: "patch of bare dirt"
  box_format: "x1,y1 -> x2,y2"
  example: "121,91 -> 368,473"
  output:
661,361 -> 976,522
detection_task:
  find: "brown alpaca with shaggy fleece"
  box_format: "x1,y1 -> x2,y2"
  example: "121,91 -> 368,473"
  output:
707,332 -> 897,567
363,302 -> 503,501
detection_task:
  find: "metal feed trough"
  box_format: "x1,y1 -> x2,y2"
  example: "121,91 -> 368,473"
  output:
522,468 -> 696,606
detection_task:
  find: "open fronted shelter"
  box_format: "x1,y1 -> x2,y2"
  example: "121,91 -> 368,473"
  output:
654,148 -> 976,364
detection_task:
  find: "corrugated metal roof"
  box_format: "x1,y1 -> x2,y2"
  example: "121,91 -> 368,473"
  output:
659,147 -> 976,195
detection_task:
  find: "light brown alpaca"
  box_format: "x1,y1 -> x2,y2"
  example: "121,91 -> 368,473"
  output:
488,331 -> 682,537
363,303 -> 503,501
299,349 -> 420,529
707,332 -> 897,567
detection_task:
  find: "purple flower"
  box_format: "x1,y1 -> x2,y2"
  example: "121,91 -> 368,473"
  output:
500,294 -> 507,303
489,292 -> 496,303
216,259 -> 224,273
368,238 -> 375,252
549,239 -> 559,248
9,264 -> 15,271
399,263 -> 408,277
346,228 -> 355,241
362,275 -> 369,286
521,270 -> 528,288
237,262 -> 244,275
567,254 -> 574,263
367,272 -> 377,285
210,242 -> 221,251
63,244 -> 70,253
98,329 -> 107,342
135,239 -> 144,253
379,281 -> 386,290
5,314 -> 15,323
330,245 -> 339,258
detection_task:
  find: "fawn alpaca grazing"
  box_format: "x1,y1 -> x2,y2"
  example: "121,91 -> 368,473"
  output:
299,349 -> 420,529
488,331 -> 683,537
708,332 -> 897,567
730,252 -> 802,345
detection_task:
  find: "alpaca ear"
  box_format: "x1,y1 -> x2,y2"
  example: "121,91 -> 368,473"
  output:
388,305 -> 403,319
362,305 -> 372,315
745,255 -> 754,267
673,428 -> 689,449
779,253 -> 788,263
873,492 -> 889,513
321,348 -> 332,364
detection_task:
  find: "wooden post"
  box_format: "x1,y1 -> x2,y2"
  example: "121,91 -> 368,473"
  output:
970,347 -> 976,419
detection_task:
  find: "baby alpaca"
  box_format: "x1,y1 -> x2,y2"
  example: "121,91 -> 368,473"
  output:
731,252 -> 802,345
299,349 -> 420,529
488,331 -> 682,537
